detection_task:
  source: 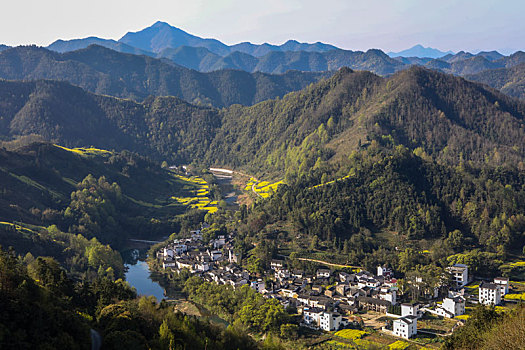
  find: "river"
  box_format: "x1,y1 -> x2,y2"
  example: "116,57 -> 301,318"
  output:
124,250 -> 166,301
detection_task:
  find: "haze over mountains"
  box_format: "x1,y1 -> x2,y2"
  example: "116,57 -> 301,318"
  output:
33,21 -> 524,82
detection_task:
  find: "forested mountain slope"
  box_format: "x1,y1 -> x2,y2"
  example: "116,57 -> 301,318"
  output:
0,45 -> 329,107
0,79 -> 221,163
0,142 -> 187,246
1,67 -> 525,177
467,63 -> 525,100
236,145 -> 525,260
206,66 -> 525,176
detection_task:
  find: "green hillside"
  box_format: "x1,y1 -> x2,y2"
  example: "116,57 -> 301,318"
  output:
3,66 -> 525,178
467,63 -> 525,100
0,45 -> 330,107
0,142 -> 202,247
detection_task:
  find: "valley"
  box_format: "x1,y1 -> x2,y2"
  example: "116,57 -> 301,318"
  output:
1,18 -> 525,350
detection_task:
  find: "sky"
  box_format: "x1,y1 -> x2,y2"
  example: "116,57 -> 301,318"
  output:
1,0 -> 523,53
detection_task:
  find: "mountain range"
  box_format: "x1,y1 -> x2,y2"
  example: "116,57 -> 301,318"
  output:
2,66 -> 524,176
41,22 -> 525,80
51,21 -> 338,57
0,45 -> 329,107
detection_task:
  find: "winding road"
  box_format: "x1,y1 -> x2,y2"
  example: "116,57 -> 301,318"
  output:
90,329 -> 102,350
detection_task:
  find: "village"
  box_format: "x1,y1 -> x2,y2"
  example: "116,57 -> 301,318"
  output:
155,224 -> 514,344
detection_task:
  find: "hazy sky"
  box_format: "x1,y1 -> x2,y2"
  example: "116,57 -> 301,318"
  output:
2,0 -> 523,53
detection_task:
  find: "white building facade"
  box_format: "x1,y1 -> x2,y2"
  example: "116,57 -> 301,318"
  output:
479,281 -> 501,305
393,316 -> 417,339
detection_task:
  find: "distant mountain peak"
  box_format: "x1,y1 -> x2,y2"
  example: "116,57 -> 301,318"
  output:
152,20 -> 170,27
118,22 -> 340,57
388,44 -> 454,59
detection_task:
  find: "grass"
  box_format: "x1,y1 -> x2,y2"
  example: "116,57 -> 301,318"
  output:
325,340 -> 353,348
388,340 -> 410,349
2,169 -> 64,200
354,338 -> 381,348
244,178 -> 284,199
463,281 -> 480,295
55,144 -> 112,157
334,329 -> 367,340
126,195 -> 164,208
454,314 -> 470,320
504,293 -> 525,301
62,177 -> 78,187
0,221 -> 36,235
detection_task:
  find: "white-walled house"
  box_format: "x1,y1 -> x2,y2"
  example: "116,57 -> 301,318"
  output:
162,260 -> 176,269
270,260 -> 285,270
173,244 -> 188,255
493,277 -> 509,296
401,303 -> 419,317
194,261 -> 210,272
377,265 -> 393,278
303,308 -> 346,331
393,316 -> 417,339
163,248 -> 174,258
207,249 -> 222,261
479,281 -> 501,305
447,264 -> 469,288
437,296 -> 465,318
319,311 -> 344,331
212,236 -> 226,249
303,308 -> 323,327
379,287 -> 397,305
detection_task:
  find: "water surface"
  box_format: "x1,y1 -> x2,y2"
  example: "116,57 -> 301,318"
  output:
125,260 -> 165,301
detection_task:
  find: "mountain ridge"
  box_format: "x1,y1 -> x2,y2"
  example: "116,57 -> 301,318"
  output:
118,21 -> 339,56
0,45 -> 330,107
2,66 -> 525,176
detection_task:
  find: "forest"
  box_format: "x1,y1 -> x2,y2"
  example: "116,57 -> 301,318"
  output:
2,66 -> 525,178
0,246 -> 262,350
2,46 -> 525,349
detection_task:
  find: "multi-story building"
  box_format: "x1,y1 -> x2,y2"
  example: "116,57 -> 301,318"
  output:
401,303 -> 419,317
393,316 -> 417,339
319,311 -> 343,331
493,277 -> 509,296
479,281 -> 501,305
447,264 -> 469,288
302,308 -> 345,331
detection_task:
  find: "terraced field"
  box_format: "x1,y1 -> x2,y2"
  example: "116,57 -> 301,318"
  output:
54,145 -> 112,157
171,174 -> 218,213
245,178 -> 284,198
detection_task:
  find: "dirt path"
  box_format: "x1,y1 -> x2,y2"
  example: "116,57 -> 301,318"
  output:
297,257 -> 361,270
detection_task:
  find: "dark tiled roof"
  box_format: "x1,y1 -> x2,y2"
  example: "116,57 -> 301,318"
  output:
479,281 -> 498,290
357,296 -> 391,306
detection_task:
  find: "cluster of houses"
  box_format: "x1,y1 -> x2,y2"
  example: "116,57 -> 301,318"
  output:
157,230 -> 512,339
